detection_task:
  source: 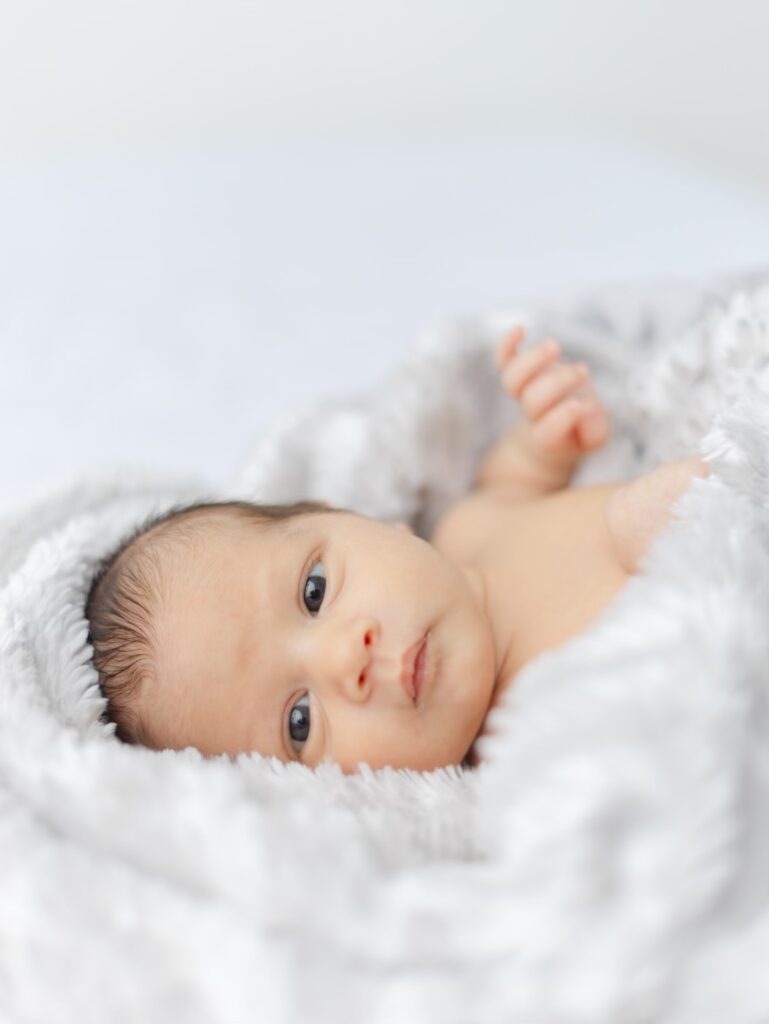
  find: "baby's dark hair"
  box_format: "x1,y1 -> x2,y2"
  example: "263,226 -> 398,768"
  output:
85,498 -> 342,748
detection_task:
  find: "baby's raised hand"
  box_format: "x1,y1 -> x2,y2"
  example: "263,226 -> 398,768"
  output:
495,325 -> 610,475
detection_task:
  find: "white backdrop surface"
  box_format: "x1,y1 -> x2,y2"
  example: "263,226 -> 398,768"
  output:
1,138 -> 767,517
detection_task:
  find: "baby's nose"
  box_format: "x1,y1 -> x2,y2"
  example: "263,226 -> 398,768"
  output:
317,619 -> 379,698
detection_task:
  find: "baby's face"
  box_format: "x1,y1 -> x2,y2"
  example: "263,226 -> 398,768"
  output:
142,510 -> 497,773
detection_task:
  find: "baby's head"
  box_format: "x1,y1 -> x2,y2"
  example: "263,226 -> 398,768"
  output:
85,499 -> 496,773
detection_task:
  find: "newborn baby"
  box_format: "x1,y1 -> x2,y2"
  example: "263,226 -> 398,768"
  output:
86,327 -> 709,773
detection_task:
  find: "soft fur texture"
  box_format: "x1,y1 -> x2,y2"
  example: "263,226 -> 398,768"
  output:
1,273 -> 768,1023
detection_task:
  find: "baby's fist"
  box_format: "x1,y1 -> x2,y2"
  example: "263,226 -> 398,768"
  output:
495,326 -> 610,471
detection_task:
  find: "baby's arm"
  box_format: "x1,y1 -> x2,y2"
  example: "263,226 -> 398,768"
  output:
475,326 -> 610,498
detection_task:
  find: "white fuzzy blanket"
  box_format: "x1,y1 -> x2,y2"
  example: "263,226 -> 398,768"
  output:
1,273 -> 768,1023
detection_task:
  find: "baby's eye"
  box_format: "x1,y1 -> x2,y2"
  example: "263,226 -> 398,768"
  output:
288,693 -> 311,754
303,560 -> 326,615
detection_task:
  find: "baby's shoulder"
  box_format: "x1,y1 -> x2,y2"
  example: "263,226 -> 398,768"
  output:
431,455 -> 710,574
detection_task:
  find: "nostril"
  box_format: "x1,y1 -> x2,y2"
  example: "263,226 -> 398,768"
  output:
358,667 -> 366,686
364,630 -> 372,647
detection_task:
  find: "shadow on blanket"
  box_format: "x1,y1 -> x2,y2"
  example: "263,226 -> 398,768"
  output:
1,273 -> 768,1024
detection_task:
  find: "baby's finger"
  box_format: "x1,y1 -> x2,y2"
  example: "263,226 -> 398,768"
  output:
576,403 -> 610,451
494,325 -> 526,371
520,362 -> 589,420
501,339 -> 561,397
531,396 -> 586,455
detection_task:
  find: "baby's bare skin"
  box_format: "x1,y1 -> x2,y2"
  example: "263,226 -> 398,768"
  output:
432,458 -> 708,729
432,327 -> 710,728
432,480 -> 627,713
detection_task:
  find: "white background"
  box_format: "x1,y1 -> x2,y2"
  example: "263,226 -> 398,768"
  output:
1,0 -> 767,514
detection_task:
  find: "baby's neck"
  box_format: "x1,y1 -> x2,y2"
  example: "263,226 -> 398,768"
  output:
455,561 -> 516,712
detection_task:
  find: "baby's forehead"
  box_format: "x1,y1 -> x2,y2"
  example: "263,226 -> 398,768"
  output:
149,506 -> 366,582
152,509 -> 321,581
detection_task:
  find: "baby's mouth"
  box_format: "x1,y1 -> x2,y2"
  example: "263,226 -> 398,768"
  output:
411,633 -> 430,704
400,632 -> 427,703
